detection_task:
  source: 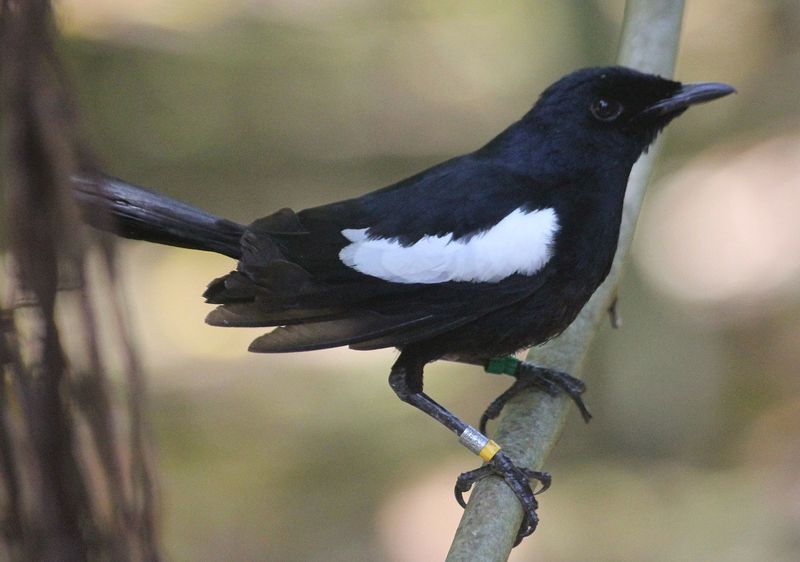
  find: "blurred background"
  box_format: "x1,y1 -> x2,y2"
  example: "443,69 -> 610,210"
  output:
38,0 -> 800,559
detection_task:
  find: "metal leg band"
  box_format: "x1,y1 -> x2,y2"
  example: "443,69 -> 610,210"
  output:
458,425 -> 501,462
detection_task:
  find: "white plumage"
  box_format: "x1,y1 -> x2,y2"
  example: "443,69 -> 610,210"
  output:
339,207 -> 559,284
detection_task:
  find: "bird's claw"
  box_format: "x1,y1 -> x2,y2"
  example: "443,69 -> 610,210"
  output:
480,363 -> 591,433
454,450 -> 550,545
479,379 -> 525,433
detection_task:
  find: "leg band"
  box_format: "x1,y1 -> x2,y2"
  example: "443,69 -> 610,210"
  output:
485,356 -> 521,376
458,425 -> 501,461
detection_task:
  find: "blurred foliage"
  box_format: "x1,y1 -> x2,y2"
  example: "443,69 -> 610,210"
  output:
7,0 -> 798,560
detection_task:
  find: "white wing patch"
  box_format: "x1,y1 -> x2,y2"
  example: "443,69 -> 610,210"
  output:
339,207 -> 559,284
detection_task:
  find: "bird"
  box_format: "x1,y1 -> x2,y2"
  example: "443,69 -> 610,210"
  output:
74,66 -> 734,544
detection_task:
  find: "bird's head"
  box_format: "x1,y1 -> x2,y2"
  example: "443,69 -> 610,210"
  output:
513,66 -> 735,178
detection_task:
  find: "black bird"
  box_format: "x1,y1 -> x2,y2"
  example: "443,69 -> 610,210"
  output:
74,66 -> 734,543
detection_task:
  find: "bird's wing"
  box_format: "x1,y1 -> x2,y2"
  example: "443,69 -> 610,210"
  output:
205,158 -> 561,352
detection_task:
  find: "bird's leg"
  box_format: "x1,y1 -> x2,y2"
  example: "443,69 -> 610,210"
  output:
478,356 -> 591,432
389,352 -> 549,545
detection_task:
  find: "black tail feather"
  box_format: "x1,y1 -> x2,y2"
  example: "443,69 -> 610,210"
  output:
73,174 -> 245,259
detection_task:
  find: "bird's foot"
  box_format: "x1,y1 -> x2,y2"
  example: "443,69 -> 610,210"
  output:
455,450 -> 550,546
481,358 -> 591,433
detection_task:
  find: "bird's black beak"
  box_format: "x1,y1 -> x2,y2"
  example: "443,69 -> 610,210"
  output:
643,82 -> 736,116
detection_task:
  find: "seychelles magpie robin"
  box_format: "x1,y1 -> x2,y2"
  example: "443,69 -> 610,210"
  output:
74,66 -> 734,544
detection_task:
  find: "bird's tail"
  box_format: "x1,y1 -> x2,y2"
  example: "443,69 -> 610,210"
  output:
73,174 -> 245,259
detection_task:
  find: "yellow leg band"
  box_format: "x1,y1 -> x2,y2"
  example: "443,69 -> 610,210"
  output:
479,440 -> 501,462
458,426 -> 502,461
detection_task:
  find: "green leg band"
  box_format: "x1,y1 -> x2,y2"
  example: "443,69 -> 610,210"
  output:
484,356 -> 520,376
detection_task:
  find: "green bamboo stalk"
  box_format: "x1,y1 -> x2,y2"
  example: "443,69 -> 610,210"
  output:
445,1 -> 685,560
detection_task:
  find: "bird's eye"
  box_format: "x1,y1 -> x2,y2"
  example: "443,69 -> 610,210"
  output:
590,98 -> 624,122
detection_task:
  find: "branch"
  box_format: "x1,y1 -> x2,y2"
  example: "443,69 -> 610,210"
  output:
1,1 -> 160,558
446,1 -> 685,559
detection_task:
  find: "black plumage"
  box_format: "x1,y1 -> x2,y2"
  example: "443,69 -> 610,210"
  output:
74,66 -> 734,543
196,67 -> 728,362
